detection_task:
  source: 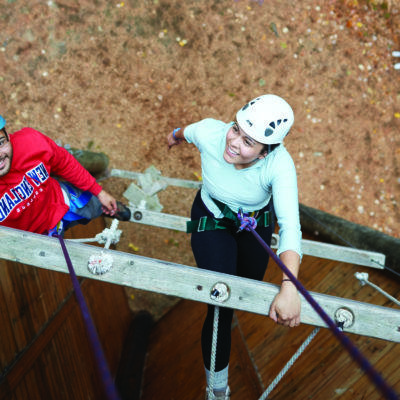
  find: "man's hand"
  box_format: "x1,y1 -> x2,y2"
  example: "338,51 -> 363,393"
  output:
97,190 -> 117,216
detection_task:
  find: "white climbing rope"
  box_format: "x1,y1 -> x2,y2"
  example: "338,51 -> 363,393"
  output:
393,51 -> 400,70
68,219 -> 122,247
355,272 -> 400,307
68,220 -> 121,275
258,327 -> 320,400
207,305 -> 220,400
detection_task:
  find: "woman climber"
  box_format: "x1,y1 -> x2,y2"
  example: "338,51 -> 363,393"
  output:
166,94 -> 302,400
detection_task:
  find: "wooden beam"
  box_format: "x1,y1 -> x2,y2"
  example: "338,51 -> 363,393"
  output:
127,207 -> 385,269
300,203 -> 399,273
110,168 -> 387,269
0,226 -> 398,342
110,168 -> 202,190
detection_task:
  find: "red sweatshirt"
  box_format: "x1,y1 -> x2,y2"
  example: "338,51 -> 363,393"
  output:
0,128 -> 103,234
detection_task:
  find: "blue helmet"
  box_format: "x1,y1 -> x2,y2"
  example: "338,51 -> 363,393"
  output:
0,115 -> 5,130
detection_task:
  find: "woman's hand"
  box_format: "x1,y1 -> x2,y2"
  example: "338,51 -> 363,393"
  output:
167,128 -> 183,149
269,281 -> 301,327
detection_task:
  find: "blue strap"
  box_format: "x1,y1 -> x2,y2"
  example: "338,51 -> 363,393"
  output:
62,184 -> 93,222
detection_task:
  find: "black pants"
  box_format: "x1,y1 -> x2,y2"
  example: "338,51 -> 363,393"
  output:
190,191 -> 274,371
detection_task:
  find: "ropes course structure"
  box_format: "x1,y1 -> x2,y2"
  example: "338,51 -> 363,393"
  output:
235,213 -> 398,399
0,166 -> 399,399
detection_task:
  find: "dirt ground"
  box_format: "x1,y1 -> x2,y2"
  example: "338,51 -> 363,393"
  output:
1,1 -> 400,315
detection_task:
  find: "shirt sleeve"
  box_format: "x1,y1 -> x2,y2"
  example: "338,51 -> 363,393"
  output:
183,118 -> 227,151
39,130 -> 103,196
267,149 -> 302,258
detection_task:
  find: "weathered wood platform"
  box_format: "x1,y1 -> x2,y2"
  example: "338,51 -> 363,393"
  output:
0,225 -> 397,342
0,167 -> 399,399
141,254 -> 400,400
0,219 -> 133,400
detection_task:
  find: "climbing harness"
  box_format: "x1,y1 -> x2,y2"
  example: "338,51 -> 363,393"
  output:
55,233 -> 121,400
355,272 -> 400,307
234,221 -> 399,400
186,198 -> 271,233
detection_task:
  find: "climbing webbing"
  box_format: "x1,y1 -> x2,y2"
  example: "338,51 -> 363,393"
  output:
187,197 -> 271,233
56,234 -> 121,400
235,212 -> 399,400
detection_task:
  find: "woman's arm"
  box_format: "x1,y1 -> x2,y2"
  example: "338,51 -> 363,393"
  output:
167,127 -> 186,149
269,249 -> 301,327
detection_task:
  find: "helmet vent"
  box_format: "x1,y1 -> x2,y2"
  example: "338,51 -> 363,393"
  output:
269,122 -> 275,129
264,128 -> 274,137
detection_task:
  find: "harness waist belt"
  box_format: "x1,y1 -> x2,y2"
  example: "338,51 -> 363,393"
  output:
187,197 -> 271,233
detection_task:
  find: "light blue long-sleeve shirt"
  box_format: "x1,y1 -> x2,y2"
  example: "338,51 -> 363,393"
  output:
184,118 -> 302,257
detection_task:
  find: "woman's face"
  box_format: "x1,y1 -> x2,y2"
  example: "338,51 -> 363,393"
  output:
223,122 -> 266,170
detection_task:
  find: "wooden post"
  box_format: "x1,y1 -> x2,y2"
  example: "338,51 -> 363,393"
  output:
299,204 -> 400,273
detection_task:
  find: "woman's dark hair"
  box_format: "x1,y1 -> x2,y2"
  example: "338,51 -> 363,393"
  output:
262,143 -> 280,155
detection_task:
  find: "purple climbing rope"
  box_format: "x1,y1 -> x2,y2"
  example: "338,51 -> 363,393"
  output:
56,235 -> 121,400
237,208 -> 258,231
236,214 -> 398,400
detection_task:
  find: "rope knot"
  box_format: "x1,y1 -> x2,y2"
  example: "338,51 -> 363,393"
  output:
237,208 -> 257,231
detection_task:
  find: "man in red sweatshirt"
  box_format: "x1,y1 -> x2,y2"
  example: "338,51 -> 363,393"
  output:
0,115 -> 130,235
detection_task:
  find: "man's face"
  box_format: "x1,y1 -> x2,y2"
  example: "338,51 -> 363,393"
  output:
0,130 -> 13,177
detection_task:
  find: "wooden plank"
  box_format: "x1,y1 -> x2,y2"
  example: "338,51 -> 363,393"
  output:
110,169 -> 388,269
231,316 -> 264,397
0,219 -> 132,400
0,289 -> 76,400
300,203 -> 400,274
127,208 -> 385,269
141,300 -> 264,400
301,238 -> 385,269
110,168 -> 386,269
0,226 -> 397,342
110,168 -> 202,189
235,257 -> 400,399
141,300 -> 205,400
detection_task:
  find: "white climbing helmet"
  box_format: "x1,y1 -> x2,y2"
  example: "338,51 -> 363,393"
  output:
236,94 -> 294,145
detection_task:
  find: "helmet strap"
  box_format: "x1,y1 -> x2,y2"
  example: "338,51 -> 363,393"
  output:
1,128 -> 8,141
